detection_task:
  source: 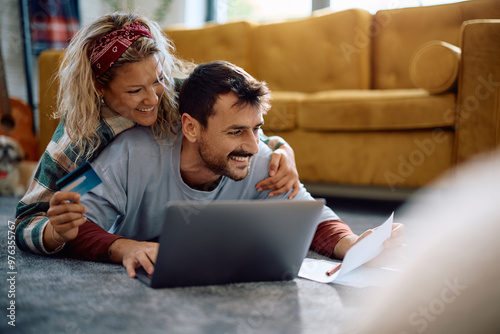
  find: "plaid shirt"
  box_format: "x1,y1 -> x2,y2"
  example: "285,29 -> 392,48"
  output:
15,106 -> 284,255
15,106 -> 136,254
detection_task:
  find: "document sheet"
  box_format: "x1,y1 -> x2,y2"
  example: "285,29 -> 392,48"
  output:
298,213 -> 398,287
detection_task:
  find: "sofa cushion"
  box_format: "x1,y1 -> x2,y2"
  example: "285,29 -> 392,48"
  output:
38,49 -> 65,154
410,41 -> 460,94
252,9 -> 372,92
164,21 -> 255,74
372,0 -> 500,89
280,129 -> 454,187
298,89 -> 456,131
262,91 -> 306,133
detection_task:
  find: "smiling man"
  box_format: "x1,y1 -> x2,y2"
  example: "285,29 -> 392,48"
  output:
180,91 -> 261,186
178,62 -> 267,187
69,61 -> 405,277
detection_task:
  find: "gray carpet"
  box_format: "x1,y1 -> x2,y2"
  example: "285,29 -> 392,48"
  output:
0,195 -> 402,334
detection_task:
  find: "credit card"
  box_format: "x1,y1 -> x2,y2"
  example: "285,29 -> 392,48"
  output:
56,161 -> 102,196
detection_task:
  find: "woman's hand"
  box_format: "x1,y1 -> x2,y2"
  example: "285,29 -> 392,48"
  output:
256,145 -> 300,199
45,191 -> 88,250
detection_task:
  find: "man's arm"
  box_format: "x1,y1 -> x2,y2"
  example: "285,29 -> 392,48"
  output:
66,220 -> 158,278
65,220 -> 123,261
310,219 -> 354,259
312,220 -> 407,261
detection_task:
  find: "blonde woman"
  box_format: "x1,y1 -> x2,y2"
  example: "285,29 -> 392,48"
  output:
15,13 -> 299,255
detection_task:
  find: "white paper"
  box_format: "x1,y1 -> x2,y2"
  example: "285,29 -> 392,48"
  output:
298,213 -> 396,287
333,265 -> 399,288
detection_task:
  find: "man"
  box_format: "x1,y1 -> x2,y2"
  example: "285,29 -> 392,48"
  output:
64,61 -> 405,278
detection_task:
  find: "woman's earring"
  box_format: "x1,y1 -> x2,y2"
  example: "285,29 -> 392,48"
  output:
100,97 -> 105,104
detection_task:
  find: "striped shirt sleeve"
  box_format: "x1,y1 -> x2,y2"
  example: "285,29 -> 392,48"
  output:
15,109 -> 135,255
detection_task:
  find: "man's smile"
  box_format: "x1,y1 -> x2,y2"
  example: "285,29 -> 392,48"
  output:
229,155 -> 251,162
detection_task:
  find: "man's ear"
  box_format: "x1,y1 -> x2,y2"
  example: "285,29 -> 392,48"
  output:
182,113 -> 200,143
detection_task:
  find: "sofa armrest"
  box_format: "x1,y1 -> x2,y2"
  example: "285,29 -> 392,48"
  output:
38,49 -> 64,156
455,19 -> 500,164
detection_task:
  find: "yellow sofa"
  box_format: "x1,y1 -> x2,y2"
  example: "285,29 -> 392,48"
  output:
38,0 -> 500,192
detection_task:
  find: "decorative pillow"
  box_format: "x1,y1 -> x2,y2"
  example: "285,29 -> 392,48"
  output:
410,41 -> 461,94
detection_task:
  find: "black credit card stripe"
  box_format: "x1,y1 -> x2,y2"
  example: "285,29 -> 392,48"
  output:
56,162 -> 92,189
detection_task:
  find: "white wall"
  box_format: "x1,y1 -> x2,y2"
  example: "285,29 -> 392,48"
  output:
79,0 -> 206,28
1,0 -> 30,104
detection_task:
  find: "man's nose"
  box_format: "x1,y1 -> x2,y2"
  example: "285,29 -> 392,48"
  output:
242,130 -> 260,155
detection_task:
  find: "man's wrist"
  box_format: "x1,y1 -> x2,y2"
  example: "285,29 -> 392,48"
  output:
107,237 -> 130,263
333,234 -> 358,259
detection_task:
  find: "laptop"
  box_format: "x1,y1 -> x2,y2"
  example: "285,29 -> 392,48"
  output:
136,199 -> 325,288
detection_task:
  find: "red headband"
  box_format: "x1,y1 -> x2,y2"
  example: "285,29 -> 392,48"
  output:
90,21 -> 152,77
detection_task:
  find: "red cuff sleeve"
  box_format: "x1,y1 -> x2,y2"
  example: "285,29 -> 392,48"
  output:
310,219 -> 353,259
65,220 -> 123,262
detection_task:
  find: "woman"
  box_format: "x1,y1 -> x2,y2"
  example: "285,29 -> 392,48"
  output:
15,13 -> 299,255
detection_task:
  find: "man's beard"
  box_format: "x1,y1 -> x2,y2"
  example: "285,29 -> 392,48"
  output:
198,141 -> 253,181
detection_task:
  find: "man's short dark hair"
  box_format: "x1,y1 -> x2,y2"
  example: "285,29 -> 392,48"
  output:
178,60 -> 271,128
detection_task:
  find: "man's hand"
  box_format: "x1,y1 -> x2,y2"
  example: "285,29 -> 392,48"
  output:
366,223 -> 406,267
333,223 -> 406,266
108,238 -> 159,278
256,145 -> 300,199
45,191 -> 88,250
